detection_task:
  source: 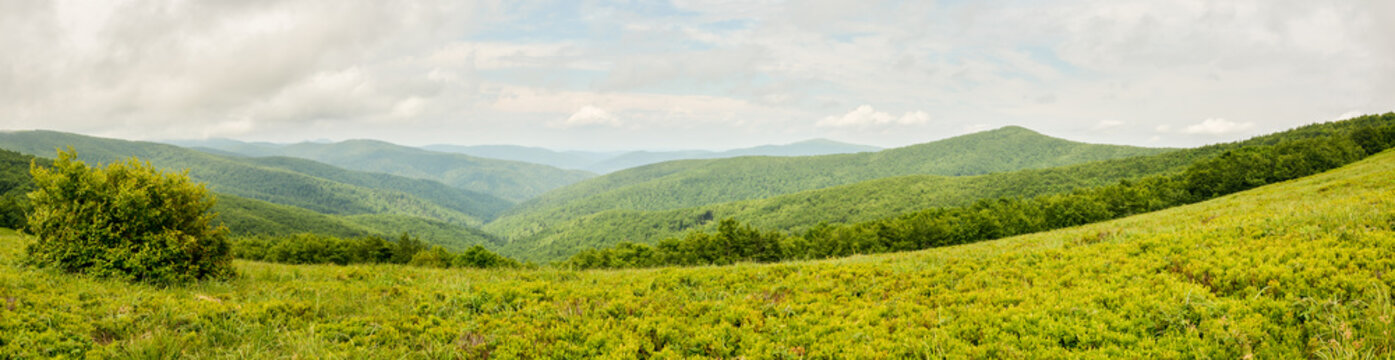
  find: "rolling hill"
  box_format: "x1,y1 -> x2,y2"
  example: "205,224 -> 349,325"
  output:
494,114 -> 1395,261
0,130 -> 507,226
421,138 -> 881,173
0,130 -> 516,251
4,133 -> 1392,358
487,126 -> 1173,255
0,145 -> 501,250
171,138 -> 595,201
211,194 -> 501,251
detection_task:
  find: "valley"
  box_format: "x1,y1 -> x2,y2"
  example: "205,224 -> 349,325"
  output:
3,126 -> 1393,357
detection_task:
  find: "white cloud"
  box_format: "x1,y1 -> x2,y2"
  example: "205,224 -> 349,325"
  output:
1183,118 -> 1256,135
1,0 -> 1392,150
816,105 -> 930,128
552,105 -> 621,128
1093,120 -> 1125,130
1332,110 -> 1366,121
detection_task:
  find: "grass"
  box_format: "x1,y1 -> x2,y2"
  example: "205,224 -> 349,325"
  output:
3,151 -> 1395,358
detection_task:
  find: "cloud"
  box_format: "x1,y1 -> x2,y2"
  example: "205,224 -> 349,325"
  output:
0,0 -> 496,140
1182,118 -> 1255,135
552,105 -> 622,128
816,105 -> 929,128
1093,120 -> 1124,130
1332,110 -> 1366,121
1,0 -> 1391,150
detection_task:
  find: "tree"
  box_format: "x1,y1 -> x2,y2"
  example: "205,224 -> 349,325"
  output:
24,149 -> 234,284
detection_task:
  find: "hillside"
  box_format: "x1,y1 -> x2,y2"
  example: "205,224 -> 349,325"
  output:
175,139 -> 595,201
497,151 -> 1211,261
4,139 -> 1393,357
212,195 -> 500,251
487,126 -> 1171,251
0,131 -> 507,227
498,115 -> 1395,261
421,138 -> 881,173
0,138 -> 502,250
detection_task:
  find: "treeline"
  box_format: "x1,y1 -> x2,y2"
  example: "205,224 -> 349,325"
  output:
0,149 -> 48,229
232,233 -> 520,269
567,114 -> 1395,269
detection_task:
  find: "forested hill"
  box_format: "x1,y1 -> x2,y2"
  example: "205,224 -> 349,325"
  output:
174,138 -> 595,201
0,146 -> 500,250
485,126 -> 1171,242
494,114 -> 1395,261
0,131 -> 507,227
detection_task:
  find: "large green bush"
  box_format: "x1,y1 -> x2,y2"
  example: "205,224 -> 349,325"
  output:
24,149 -> 233,284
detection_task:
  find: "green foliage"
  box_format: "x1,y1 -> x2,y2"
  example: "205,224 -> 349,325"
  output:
24,149 -> 233,284
454,245 -> 521,269
231,232 -> 518,269
2,146 -> 1394,357
0,149 -> 48,229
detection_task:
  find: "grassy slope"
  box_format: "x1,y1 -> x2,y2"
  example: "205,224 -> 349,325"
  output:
191,139 -> 596,202
4,149 -> 1392,357
488,127 -> 1171,242
0,130 -> 502,226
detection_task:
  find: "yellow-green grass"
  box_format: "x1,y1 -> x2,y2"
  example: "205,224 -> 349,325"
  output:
4,152 -> 1395,358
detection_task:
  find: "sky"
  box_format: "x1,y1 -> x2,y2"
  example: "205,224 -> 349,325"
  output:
2,0 -> 1392,151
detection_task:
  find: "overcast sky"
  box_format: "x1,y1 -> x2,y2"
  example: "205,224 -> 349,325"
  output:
2,0 -> 1392,151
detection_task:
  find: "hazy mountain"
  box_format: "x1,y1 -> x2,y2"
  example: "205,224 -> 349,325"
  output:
420,144 -> 620,171
170,139 -> 595,202
422,138 -> 881,173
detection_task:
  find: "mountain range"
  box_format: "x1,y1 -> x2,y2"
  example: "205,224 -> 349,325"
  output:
421,138 -> 882,173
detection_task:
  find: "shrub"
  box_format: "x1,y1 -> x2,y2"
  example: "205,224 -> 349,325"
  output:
24,149 -> 234,284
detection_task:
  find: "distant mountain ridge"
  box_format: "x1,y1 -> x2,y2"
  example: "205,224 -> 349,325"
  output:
167,139 -> 596,201
422,138 -> 882,173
